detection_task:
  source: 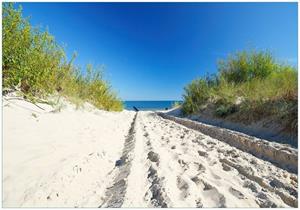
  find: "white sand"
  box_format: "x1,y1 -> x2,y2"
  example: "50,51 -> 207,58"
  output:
3,97 -> 298,207
3,96 -> 135,207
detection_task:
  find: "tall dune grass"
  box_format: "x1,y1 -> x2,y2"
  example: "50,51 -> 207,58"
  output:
2,3 -> 123,111
182,50 -> 297,133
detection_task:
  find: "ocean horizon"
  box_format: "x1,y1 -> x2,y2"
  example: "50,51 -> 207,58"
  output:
123,100 -> 182,111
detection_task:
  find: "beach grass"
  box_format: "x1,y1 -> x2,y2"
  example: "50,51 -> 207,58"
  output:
182,49 -> 297,134
2,3 -> 123,111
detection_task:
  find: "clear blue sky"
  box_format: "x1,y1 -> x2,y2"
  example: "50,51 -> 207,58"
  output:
16,2 -> 297,100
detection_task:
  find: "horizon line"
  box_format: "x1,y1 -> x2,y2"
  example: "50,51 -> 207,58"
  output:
122,99 -> 183,101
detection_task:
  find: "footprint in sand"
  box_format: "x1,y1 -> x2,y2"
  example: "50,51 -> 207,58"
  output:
222,162 -> 232,171
226,149 -> 240,158
176,176 -> 190,199
242,180 -> 258,193
194,162 -> 206,173
190,166 -> 207,184
191,176 -> 201,185
178,159 -> 189,171
147,151 -> 160,163
199,179 -> 226,207
146,166 -> 168,208
195,198 -> 203,207
207,141 -> 216,147
229,187 -> 245,199
198,150 -> 208,158
256,194 -> 277,208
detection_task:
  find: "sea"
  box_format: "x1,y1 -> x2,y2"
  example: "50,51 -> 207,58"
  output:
124,101 -> 181,111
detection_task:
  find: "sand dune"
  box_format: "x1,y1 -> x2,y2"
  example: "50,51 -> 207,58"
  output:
3,97 -> 298,207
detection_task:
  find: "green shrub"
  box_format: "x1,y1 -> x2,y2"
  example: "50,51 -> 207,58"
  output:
2,3 -> 123,111
218,50 -> 276,84
3,3 -> 65,96
182,78 -> 211,114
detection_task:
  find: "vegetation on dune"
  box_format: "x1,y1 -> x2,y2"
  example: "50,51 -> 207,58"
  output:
2,3 -> 123,111
182,50 -> 297,134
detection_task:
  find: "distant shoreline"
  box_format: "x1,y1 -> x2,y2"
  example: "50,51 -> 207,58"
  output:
123,100 -> 182,111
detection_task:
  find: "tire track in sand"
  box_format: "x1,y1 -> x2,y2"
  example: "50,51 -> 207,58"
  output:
99,112 -> 138,207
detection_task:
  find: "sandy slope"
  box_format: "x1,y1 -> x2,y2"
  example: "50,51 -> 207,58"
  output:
3,97 -> 135,207
3,98 -> 298,207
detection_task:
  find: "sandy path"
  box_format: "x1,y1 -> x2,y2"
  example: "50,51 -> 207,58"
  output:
119,111 -> 297,207
3,99 -> 298,207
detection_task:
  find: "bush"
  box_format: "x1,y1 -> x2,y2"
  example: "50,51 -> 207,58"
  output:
2,3 -> 123,111
218,50 -> 276,84
3,3 -> 65,96
182,78 -> 211,114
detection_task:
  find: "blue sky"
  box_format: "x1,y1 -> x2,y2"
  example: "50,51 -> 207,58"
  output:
16,2 -> 297,100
